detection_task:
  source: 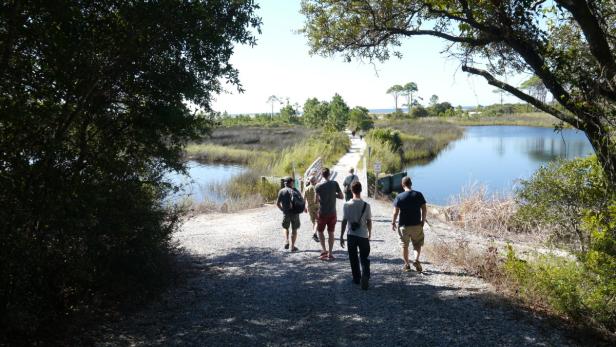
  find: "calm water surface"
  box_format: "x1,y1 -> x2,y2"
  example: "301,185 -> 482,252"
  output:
168,161 -> 246,203
404,126 -> 594,205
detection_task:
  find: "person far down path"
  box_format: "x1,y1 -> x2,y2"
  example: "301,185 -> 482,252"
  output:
342,167 -> 359,202
315,167 -> 343,260
340,181 -> 372,290
391,176 -> 427,272
277,176 -> 304,252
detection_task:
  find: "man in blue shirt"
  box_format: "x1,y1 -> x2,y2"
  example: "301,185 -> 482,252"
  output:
391,176 -> 427,272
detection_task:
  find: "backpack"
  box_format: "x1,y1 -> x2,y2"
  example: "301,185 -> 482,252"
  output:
287,188 -> 305,214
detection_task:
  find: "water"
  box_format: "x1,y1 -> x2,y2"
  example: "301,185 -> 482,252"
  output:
168,161 -> 246,203
404,126 -> 594,205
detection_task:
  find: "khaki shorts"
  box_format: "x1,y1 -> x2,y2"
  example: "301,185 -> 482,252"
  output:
282,213 -> 300,230
308,209 -> 318,225
398,225 -> 424,249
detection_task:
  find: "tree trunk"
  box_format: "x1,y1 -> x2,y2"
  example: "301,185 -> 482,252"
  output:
583,120 -> 616,192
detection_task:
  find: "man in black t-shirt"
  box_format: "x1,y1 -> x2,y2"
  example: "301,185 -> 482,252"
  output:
391,176 -> 427,272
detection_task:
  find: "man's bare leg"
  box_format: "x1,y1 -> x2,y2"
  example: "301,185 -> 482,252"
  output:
318,231 -> 327,253
402,246 -> 409,266
291,229 -> 298,250
284,229 -> 289,247
328,231 -> 335,256
413,246 -> 423,272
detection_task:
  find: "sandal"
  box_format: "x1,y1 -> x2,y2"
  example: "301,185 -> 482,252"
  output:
284,243 -> 289,250
328,254 -> 335,260
291,246 -> 299,252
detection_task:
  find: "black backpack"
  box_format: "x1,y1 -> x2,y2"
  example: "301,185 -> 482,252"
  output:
287,188 -> 305,214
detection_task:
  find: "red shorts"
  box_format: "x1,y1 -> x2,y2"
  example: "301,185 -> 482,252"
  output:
316,212 -> 337,233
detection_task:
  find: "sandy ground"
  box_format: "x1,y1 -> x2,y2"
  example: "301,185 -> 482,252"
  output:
92,134 -> 589,346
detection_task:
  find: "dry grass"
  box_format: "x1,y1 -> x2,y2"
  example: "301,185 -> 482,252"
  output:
443,184 -> 538,237
201,126 -> 317,152
184,194 -> 266,216
426,241 -> 503,283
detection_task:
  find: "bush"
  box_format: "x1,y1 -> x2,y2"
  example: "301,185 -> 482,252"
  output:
411,105 -> 429,118
515,155 -> 609,251
504,244 -> 616,335
0,0 -> 260,341
272,131 -> 350,176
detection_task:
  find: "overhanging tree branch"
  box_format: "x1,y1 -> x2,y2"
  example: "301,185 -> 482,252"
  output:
461,65 -> 582,127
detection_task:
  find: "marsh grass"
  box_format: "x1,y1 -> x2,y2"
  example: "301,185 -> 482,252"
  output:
184,127 -> 348,213
185,170 -> 279,214
367,118 -> 464,173
201,125 -> 316,151
448,112 -> 562,128
185,143 -> 274,166
271,131 -> 350,176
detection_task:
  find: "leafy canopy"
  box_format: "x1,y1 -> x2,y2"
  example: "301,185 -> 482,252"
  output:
301,0 -> 616,186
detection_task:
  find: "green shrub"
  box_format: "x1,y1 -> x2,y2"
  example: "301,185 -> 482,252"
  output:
367,128 -> 402,151
272,131 -> 350,176
515,155 -> 609,251
504,244 -> 616,334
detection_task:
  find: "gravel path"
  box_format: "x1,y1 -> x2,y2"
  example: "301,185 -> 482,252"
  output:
94,136 -> 586,346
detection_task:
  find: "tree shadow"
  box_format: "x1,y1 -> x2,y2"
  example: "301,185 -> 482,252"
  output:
98,247 -> 606,346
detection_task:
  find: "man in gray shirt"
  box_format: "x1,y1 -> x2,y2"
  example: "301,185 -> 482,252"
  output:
342,168 -> 358,201
315,167 -> 343,260
341,181 -> 372,290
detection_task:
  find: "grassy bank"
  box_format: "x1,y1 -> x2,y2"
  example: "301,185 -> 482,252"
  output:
447,112 -> 562,128
185,143 -> 274,165
184,127 -> 349,213
366,118 -> 464,174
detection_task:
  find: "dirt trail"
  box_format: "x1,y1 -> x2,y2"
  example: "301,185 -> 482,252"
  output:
94,134 -> 584,346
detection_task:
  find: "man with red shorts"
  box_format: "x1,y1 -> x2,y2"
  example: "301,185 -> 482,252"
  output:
315,167 -> 343,260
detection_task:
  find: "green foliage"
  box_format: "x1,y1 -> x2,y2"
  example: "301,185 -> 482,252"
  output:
428,102 -> 454,116
325,93 -> 350,131
0,0 -> 260,339
367,128 -> 402,152
280,104 -> 300,124
272,131 -> 350,176
366,119 -> 464,174
348,106 -> 374,131
515,156 -> 610,251
411,105 -> 429,118
302,97 -> 329,128
300,0 -> 616,188
504,244 -> 616,334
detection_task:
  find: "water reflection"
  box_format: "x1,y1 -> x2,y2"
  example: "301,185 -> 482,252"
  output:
167,161 -> 246,203
405,126 -> 594,206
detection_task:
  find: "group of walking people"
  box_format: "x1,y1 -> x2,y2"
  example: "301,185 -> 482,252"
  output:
276,167 -> 427,290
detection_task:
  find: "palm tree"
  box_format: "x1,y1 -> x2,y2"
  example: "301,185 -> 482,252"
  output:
403,82 -> 418,113
266,95 -> 280,118
386,84 -> 404,111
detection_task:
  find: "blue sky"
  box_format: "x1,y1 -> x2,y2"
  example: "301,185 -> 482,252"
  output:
212,1 -> 525,114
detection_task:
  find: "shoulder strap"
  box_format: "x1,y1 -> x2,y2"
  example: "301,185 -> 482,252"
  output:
355,201 -> 368,223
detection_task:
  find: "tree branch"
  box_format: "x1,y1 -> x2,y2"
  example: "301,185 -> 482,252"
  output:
383,28 -> 495,46
556,0 -> 616,89
461,65 -> 582,127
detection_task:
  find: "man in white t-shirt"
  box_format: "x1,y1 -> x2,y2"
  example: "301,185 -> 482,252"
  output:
340,181 -> 372,290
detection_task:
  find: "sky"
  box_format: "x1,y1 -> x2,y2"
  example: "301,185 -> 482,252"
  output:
212,1 -> 526,115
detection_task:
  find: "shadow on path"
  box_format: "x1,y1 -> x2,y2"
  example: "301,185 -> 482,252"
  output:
98,247 -> 591,346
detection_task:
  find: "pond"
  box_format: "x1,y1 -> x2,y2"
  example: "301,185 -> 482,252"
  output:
167,161 -> 247,204
404,126 -> 594,206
